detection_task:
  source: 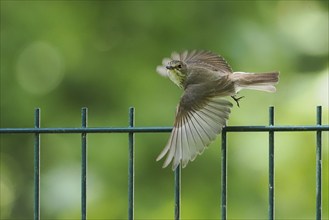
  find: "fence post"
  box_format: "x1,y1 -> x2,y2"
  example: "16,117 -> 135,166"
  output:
34,108 -> 41,220
81,108 -> 88,220
269,106 -> 275,220
221,129 -> 227,220
316,106 -> 322,220
128,107 -> 135,220
174,165 -> 181,220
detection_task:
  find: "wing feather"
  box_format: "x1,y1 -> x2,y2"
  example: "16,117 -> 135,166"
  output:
181,116 -> 191,168
162,125 -> 177,168
186,120 -> 198,162
186,112 -> 204,159
157,95 -> 233,170
173,122 -> 182,169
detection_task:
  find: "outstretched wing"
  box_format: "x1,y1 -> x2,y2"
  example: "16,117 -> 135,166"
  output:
156,83 -> 233,170
180,50 -> 233,73
156,50 -> 233,77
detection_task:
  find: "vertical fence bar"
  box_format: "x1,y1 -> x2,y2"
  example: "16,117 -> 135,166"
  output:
316,106 -> 322,220
81,108 -> 88,220
269,106 -> 275,220
34,108 -> 41,220
174,165 -> 181,220
221,129 -> 227,220
128,107 -> 135,220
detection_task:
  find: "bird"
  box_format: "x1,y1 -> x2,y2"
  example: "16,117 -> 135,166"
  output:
156,50 -> 279,170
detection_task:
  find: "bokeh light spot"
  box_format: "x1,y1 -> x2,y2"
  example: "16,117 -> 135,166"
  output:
16,42 -> 64,95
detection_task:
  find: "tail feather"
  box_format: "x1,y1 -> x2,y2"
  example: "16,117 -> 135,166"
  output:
231,71 -> 279,92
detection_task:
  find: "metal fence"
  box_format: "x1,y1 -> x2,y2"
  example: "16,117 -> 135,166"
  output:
0,106 -> 328,220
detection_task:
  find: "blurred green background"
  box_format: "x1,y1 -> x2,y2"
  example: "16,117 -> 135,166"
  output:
1,1 -> 328,219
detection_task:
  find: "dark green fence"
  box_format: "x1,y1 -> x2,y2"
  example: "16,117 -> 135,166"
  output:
0,106 -> 328,220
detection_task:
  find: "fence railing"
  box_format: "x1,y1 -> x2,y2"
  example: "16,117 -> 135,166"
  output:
0,106 -> 328,220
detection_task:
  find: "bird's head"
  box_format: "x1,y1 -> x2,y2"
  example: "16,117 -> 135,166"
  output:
166,60 -> 188,89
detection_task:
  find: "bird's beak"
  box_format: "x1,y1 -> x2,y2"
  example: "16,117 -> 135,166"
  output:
166,65 -> 173,70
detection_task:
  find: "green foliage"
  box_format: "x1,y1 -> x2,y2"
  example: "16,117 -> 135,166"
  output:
1,1 -> 328,219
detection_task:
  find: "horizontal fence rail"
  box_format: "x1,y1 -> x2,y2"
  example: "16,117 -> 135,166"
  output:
1,125 -> 328,134
0,106 -> 328,220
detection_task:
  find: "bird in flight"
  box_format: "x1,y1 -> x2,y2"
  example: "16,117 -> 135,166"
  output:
156,50 -> 279,170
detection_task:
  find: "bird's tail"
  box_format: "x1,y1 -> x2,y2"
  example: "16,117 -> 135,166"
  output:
231,71 -> 279,93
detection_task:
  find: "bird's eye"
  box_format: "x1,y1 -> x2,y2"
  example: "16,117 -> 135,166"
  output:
177,65 -> 182,68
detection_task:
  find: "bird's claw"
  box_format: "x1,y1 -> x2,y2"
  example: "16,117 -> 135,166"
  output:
231,95 -> 245,107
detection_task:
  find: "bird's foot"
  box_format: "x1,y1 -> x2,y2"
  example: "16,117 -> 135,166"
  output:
231,95 -> 245,107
